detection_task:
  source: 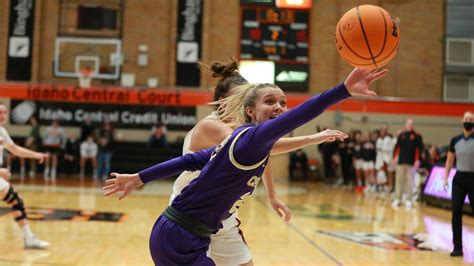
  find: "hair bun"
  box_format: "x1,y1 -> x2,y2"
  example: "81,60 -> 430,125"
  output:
211,60 -> 239,78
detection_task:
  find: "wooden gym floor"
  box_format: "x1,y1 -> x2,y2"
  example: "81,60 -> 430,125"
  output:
0,176 -> 473,265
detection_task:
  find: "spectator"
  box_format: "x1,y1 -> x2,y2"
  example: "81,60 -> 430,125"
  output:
376,126 -> 394,193
147,122 -> 169,149
353,130 -> 365,192
361,131 -> 376,193
289,149 -> 309,181
24,116 -> 42,178
63,132 -> 80,176
339,131 -> 355,187
391,118 -> 423,209
96,121 -> 115,180
80,116 -> 94,142
318,126 -> 338,183
42,120 -> 65,180
80,136 -> 98,179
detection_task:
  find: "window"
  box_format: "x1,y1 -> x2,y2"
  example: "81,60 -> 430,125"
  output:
59,0 -> 123,37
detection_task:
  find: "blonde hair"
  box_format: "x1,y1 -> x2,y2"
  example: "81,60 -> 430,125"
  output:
212,83 -> 279,128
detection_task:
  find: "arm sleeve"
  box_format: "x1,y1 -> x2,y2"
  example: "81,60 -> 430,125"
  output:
234,83 -> 351,165
139,147 -> 215,183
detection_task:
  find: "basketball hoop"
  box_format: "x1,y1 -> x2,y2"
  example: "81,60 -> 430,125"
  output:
78,69 -> 94,88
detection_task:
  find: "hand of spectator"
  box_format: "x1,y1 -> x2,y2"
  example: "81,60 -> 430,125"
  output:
103,173 -> 144,200
391,158 -> 398,168
34,152 -> 48,164
0,168 -> 11,180
344,68 -> 388,97
269,197 -> 292,222
413,160 -> 420,169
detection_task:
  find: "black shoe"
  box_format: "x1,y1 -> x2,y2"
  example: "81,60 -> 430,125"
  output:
450,250 -> 463,257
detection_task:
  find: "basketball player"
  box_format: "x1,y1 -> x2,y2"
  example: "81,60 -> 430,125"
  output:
0,103 -> 50,249
170,60 -> 346,266
104,68 -> 387,265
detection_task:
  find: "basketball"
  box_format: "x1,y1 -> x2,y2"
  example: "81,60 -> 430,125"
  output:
335,5 -> 400,69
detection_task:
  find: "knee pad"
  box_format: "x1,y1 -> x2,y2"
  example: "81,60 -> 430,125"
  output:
2,187 -> 16,204
2,187 -> 27,221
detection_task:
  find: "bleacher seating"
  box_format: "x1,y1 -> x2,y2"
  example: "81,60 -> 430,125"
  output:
111,141 -> 183,173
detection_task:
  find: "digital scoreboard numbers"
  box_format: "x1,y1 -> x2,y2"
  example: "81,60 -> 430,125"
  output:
240,7 -> 309,63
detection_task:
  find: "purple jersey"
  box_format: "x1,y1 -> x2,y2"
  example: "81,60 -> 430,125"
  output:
139,83 -> 350,231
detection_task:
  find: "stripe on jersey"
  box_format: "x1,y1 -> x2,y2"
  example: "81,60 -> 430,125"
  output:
228,127 -> 268,170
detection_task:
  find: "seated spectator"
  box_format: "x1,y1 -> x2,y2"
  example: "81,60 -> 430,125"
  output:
147,122 -> 169,149
42,120 -> 65,180
289,149 -> 309,181
80,136 -> 98,179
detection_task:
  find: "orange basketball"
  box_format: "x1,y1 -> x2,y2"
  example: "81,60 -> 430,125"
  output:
335,5 -> 400,69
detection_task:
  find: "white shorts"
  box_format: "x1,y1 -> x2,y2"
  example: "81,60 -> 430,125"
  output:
362,161 -> 375,171
354,159 -> 364,170
207,212 -> 251,265
375,156 -> 385,170
0,177 -> 10,191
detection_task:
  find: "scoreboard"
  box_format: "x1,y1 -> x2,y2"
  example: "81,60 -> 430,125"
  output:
240,7 -> 309,63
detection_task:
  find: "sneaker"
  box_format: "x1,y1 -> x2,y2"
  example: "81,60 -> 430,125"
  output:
28,170 -> 35,178
450,249 -> 463,257
405,200 -> 413,209
24,236 -> 49,249
391,199 -> 400,208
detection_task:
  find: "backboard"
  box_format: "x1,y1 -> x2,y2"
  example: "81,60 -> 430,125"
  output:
54,37 -> 122,79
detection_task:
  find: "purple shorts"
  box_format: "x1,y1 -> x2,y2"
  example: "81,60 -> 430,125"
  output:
149,215 -> 215,265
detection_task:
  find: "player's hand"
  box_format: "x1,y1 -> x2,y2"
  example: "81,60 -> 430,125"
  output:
0,168 -> 11,180
311,129 -> 348,144
269,198 -> 292,222
34,152 -> 48,164
102,173 -> 143,200
344,68 -> 388,97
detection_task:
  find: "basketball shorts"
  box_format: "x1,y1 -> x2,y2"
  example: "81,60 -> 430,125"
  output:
149,215 -> 214,266
208,212 -> 251,265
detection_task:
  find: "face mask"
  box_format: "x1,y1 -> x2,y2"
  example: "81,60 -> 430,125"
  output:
463,122 -> 474,131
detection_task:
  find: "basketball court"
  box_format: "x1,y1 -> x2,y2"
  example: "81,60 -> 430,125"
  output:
0,177 -> 473,265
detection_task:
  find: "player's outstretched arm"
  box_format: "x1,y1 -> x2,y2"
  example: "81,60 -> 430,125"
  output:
5,143 -> 48,163
271,129 -> 348,156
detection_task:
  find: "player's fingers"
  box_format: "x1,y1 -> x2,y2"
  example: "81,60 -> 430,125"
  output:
119,191 -> 129,200
282,207 -> 292,222
105,178 -> 116,184
104,188 -> 118,197
369,69 -> 389,83
102,184 -> 116,191
363,90 -> 378,97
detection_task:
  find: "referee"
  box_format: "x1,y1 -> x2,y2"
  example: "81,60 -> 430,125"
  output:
444,111 -> 474,257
